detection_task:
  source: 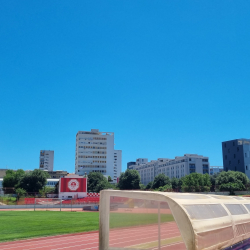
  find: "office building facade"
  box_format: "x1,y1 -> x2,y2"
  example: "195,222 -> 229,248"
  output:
222,139 -> 250,179
128,154 -> 210,185
39,150 -> 54,171
75,129 -> 122,183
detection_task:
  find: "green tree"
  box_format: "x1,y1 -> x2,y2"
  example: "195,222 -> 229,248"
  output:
216,171 -> 249,194
140,183 -> 146,190
178,177 -> 184,190
146,181 -> 153,190
117,170 -> 140,190
3,169 -> 25,189
171,177 -> 180,190
210,173 -> 220,191
108,176 -> 112,182
15,188 -> 27,199
152,174 -> 171,189
155,184 -> 172,192
181,173 -> 211,192
87,172 -> 111,193
18,169 -> 50,193
39,186 -> 55,197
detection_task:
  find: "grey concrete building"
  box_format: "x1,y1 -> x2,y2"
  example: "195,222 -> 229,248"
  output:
222,139 -> 250,179
128,154 -> 210,185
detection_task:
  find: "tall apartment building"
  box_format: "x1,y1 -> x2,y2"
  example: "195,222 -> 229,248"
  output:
39,150 -> 54,171
128,154 -> 210,185
75,129 -> 122,183
222,139 -> 250,179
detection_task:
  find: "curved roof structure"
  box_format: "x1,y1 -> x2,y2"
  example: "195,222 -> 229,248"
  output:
99,190 -> 250,250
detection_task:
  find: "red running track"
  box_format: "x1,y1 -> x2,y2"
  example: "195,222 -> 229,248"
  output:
0,222 -> 186,250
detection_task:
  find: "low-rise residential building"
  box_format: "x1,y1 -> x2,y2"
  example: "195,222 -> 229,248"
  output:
210,166 -> 223,175
0,169 -> 8,178
128,154 -> 210,185
46,179 -> 59,188
127,162 -> 136,170
46,170 -> 68,179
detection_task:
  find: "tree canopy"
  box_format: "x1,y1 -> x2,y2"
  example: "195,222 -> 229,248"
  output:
181,173 -> 211,192
18,169 -> 50,193
39,186 -> 55,197
117,169 -> 140,190
87,172 -> 111,193
216,171 -> 249,194
171,177 -> 182,190
146,181 -> 153,190
210,173 -> 220,191
152,174 -> 171,189
2,169 -> 25,189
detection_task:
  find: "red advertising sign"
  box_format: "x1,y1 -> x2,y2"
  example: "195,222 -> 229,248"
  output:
60,178 -> 87,192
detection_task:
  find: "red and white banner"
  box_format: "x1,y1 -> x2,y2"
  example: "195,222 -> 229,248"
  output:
60,178 -> 87,192
87,193 -> 100,197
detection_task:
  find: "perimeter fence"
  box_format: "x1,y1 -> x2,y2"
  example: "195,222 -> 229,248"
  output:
0,197 -> 100,212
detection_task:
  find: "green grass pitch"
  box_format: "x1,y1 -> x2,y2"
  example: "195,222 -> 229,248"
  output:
0,211 -> 99,242
0,211 -> 174,242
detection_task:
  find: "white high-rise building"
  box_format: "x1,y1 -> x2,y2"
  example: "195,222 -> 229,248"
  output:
39,150 -> 54,171
75,129 -> 122,183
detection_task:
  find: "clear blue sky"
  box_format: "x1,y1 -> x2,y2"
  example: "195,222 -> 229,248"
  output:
0,1 -> 250,172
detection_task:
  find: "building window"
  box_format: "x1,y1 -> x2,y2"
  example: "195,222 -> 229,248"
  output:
225,155 -> 227,160
238,160 -> 240,164
203,164 -> 209,174
235,166 -> 237,171
189,164 -> 195,173
246,166 -> 248,170
237,147 -> 239,152
234,154 -> 236,158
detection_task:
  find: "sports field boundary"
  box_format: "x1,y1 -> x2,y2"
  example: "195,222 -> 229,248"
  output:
0,230 -> 99,246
